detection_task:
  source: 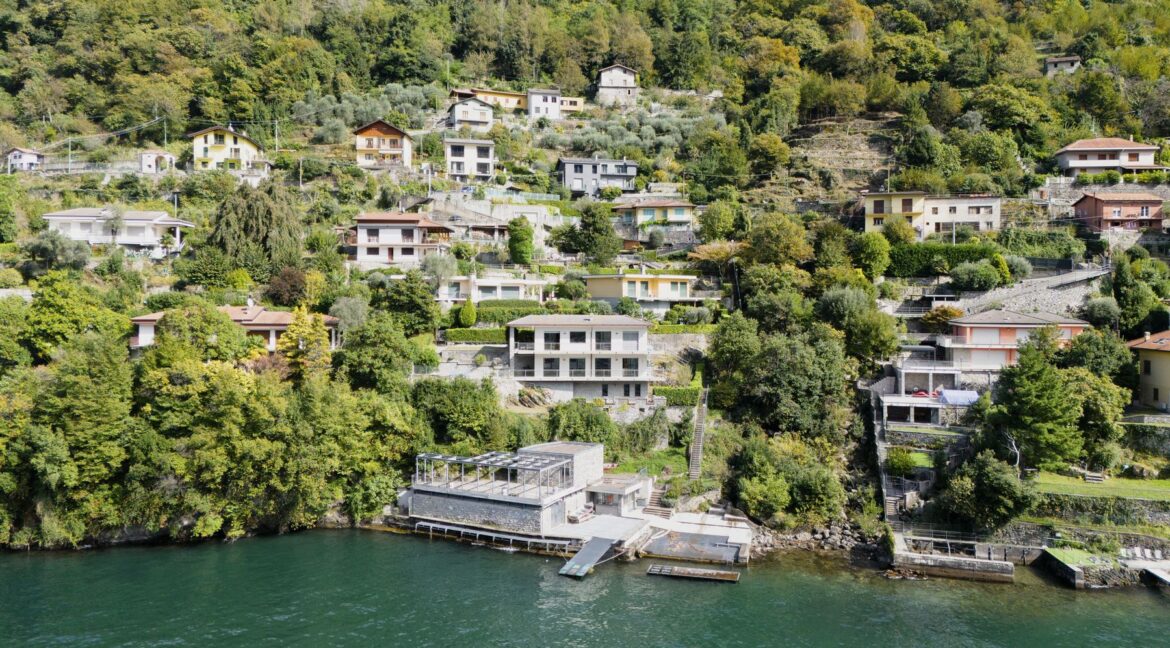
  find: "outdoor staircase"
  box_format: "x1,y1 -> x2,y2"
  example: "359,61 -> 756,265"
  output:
884,496 -> 900,519
644,486 -> 673,519
687,389 -> 709,481
1084,472 -> 1105,484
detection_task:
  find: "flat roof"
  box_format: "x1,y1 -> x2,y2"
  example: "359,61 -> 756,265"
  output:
582,273 -> 695,281
444,137 -> 494,145
507,314 -> 650,327
519,441 -> 601,457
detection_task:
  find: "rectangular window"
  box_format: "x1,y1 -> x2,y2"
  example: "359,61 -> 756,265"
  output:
640,280 -> 649,296
595,332 -> 611,351
478,286 -> 498,299
477,146 -> 490,158
366,230 -> 379,243
1144,360 -> 1152,375
1155,388 -> 1161,402
501,286 -> 520,299
595,358 -> 612,377
402,230 -> 414,242
365,247 -> 379,256
568,358 -> 586,377
569,331 -> 586,344
674,208 -> 684,216
623,384 -> 631,398
622,358 -> 639,377
542,358 -> 559,377
931,207 -> 939,215
1129,153 -> 1140,161
602,384 -> 609,397
448,282 -> 461,298
901,198 -> 913,212
451,145 -> 465,157
635,384 -> 642,397
873,199 -> 885,214
214,134 -> 225,145
948,206 -> 957,214
873,218 -> 884,227
401,247 -> 414,256
477,163 -> 490,175
626,282 -> 637,298
622,331 -> 638,350
544,332 -> 561,350
1141,206 -> 1150,217
574,164 -> 583,173
365,138 -> 374,148
1078,154 -> 1087,160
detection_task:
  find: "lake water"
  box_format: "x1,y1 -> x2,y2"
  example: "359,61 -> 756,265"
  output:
0,530 -> 1166,646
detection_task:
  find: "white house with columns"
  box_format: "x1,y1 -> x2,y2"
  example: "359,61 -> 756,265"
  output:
506,314 -> 654,402
42,207 -> 192,258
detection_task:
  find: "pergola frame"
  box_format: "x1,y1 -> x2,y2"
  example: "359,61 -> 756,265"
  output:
414,451 -> 574,501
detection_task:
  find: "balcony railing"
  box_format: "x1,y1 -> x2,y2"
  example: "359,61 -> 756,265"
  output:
569,369 -> 587,377
594,369 -> 612,377
514,369 -> 536,377
545,343 -> 561,351
543,370 -> 560,377
936,335 -> 1021,349
515,342 -> 535,351
595,343 -> 612,351
622,369 -> 640,377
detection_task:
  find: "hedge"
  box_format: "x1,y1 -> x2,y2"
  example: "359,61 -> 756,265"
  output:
444,327 -> 507,343
654,386 -> 702,406
887,243 -> 1000,277
537,265 -> 565,274
477,303 -> 548,325
650,323 -> 717,334
478,299 -> 544,309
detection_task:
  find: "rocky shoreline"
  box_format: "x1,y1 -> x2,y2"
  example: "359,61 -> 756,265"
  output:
752,520 -> 886,563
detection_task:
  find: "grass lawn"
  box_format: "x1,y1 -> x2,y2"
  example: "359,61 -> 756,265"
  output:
887,425 -> 965,437
614,447 -> 688,478
1033,472 -> 1170,501
1045,547 -> 1111,567
909,451 -> 934,468
1018,515 -> 1170,541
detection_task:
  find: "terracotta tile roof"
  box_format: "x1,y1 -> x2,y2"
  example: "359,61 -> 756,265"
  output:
1056,137 -> 1159,153
1077,192 -> 1166,203
352,119 -> 410,137
950,309 -> 1088,327
1128,330 -> 1170,351
354,212 -> 453,229
185,125 -> 263,150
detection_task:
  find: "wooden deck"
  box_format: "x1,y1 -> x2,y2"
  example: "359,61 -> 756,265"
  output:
646,563 -> 740,583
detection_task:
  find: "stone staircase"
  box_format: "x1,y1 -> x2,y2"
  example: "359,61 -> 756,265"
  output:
644,486 -> 673,519
687,388 -> 709,481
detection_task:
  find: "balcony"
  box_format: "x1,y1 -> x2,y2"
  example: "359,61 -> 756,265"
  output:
514,369 -> 536,377
543,370 -> 560,378
515,342 -> 535,351
622,369 -> 640,378
544,343 -> 561,351
935,335 -> 1021,349
569,369 -> 587,378
594,369 -> 612,377
595,343 -> 612,351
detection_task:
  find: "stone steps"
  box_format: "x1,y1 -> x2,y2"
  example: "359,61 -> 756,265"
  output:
643,505 -> 674,519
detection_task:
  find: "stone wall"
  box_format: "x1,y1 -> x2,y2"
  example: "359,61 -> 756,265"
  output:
1033,493 -> 1170,526
893,550 -> 1015,582
948,269 -> 1106,315
409,490 -> 544,535
649,332 -> 709,357
1122,422 -> 1170,456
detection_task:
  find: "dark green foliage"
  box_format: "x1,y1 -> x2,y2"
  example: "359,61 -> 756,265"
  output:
653,386 -> 702,406
547,399 -> 618,446
949,260 -> 1003,291
153,302 -> 259,362
886,243 -> 999,277
369,270 -> 440,336
206,181 -> 303,281
936,451 -> 1038,531
507,217 -> 535,265
444,327 -> 506,343
333,312 -> 423,396
21,230 -> 90,276
412,377 -> 505,448
266,266 -> 307,306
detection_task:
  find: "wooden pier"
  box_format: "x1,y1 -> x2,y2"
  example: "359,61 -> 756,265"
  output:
646,564 -> 740,583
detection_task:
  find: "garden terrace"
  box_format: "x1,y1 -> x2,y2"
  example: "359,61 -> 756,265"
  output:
1032,473 -> 1170,502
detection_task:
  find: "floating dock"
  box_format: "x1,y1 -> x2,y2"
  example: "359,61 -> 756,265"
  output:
646,563 -> 740,583
559,536 -> 617,579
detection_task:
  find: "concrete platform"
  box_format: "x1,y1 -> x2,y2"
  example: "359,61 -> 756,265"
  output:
549,514 -> 650,543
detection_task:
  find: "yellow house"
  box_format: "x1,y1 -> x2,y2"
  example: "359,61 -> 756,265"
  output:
1129,331 -> 1170,409
862,190 -> 925,234
451,88 -> 528,110
612,199 -> 696,232
189,125 -> 269,180
584,272 -> 700,316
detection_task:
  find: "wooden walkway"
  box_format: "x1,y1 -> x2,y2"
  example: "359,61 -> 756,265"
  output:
646,563 -> 740,583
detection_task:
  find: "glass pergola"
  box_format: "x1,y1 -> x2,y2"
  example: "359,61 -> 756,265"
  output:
414,451 -> 574,501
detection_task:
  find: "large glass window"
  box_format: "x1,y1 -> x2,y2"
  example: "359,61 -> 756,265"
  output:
594,358 -> 611,377
595,331 -> 611,350
544,332 -> 560,350
622,358 -> 639,377
569,331 -> 586,344
622,331 -> 639,350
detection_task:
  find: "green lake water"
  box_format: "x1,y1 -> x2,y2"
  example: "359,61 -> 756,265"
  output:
1,530 -> 1166,646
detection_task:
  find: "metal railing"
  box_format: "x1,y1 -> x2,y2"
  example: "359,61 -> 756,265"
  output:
513,369 -> 536,377
544,343 -> 561,351
515,342 -> 534,351
595,343 -> 612,351
594,369 -> 612,377
622,369 -> 640,377
543,370 -> 560,377
569,369 -> 587,377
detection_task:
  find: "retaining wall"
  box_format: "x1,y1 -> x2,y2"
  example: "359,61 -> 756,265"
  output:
1033,493 -> 1170,526
892,550 -> 1015,582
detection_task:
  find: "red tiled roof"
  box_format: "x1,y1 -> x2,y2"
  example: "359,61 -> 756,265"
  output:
1128,330 -> 1170,351
1077,192 -> 1165,203
1056,137 -> 1159,153
355,212 -> 452,230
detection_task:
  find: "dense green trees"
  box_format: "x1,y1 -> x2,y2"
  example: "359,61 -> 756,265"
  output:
207,182 -> 303,282
936,451 -> 1038,531
507,217 -> 535,264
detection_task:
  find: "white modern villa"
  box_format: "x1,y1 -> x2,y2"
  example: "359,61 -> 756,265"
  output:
506,314 -> 654,402
43,207 -> 193,258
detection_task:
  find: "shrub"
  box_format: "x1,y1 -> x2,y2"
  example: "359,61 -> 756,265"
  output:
1004,255 -> 1032,280
649,323 -> 717,334
949,260 -> 1002,291
996,228 -> 1086,259
0,267 -> 21,288
921,305 -> 964,333
886,448 -> 918,478
458,299 -> 477,327
444,327 -> 507,343
1081,297 -> 1121,329
877,280 -> 904,300
476,302 -> 548,325
654,386 -> 702,406
266,266 -> 307,305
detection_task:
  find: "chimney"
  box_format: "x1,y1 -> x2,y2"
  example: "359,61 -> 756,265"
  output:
1145,331 -> 1151,341
247,297 -> 255,310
